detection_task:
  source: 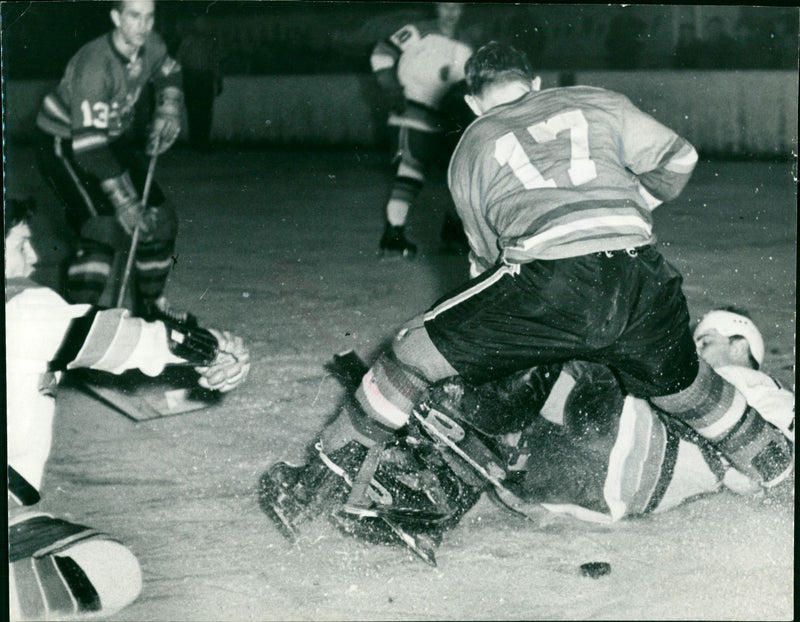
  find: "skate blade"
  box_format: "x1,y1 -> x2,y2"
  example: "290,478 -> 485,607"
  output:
332,512 -> 438,567
257,475 -> 301,543
381,518 -> 438,567
377,249 -> 417,260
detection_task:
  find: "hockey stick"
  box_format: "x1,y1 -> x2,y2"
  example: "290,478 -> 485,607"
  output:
116,135 -> 160,307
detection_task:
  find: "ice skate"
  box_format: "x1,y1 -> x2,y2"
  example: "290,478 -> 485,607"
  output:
379,223 -> 417,258
258,442 -> 368,541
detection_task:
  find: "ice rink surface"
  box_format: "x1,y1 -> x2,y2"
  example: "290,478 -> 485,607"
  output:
6,144 -> 796,620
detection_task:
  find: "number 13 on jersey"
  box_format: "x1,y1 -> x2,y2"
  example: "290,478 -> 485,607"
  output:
494,109 -> 598,189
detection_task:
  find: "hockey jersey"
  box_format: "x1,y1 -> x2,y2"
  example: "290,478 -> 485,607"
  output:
448,86 -> 698,272
6,278 -> 182,494
535,363 -> 793,524
371,19 -> 473,132
36,31 -> 181,155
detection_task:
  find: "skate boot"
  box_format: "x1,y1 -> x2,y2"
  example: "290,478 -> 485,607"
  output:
137,296 -> 197,326
379,223 -> 417,258
440,211 -> 469,255
258,441 -> 368,541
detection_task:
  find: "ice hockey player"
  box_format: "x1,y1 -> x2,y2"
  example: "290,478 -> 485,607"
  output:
35,0 -> 185,320
259,40 -> 792,559
371,2 -> 475,257
259,307 -> 792,560
6,197 -> 250,620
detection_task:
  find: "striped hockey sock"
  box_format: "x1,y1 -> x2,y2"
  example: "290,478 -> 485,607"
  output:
355,351 -> 430,430
65,241 -> 114,305
134,238 -> 176,303
651,359 -> 793,488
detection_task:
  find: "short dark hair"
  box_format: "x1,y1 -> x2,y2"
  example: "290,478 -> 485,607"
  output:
465,41 -> 534,96
5,197 -> 36,238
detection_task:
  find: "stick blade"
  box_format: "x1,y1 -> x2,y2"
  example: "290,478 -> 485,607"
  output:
67,368 -> 221,422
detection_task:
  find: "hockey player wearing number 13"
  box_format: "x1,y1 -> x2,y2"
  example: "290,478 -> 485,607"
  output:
35,0 -> 185,321
259,42 -> 792,550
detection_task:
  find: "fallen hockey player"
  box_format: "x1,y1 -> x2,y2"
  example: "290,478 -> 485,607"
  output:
259,308 -> 793,564
6,197 -> 251,620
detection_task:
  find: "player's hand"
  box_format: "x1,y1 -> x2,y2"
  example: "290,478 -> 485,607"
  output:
116,200 -> 146,236
101,171 -> 150,236
146,114 -> 181,155
194,329 -> 251,393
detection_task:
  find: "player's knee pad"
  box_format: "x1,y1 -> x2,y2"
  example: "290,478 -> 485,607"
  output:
9,512 -> 142,620
393,320 -> 459,383
79,216 -> 128,252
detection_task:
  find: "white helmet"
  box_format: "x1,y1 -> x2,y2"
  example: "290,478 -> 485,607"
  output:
693,309 -> 765,367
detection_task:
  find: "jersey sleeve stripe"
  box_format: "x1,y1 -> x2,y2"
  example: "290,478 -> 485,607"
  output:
42,95 -> 71,124
67,309 -> 143,372
664,141 -> 699,173
71,133 -> 110,153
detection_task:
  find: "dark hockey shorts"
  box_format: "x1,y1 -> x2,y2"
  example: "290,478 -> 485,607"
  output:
423,246 -> 699,398
36,132 -> 173,237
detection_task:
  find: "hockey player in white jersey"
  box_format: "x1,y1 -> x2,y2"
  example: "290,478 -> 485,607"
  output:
371,2 -> 475,257
6,197 -> 250,620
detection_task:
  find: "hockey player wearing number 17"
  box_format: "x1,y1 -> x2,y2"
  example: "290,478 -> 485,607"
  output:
260,42 -> 792,540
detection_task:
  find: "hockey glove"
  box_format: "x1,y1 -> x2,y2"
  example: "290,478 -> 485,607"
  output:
194,329 -> 251,393
100,171 -> 148,236
146,86 -> 183,155
163,315 -> 219,367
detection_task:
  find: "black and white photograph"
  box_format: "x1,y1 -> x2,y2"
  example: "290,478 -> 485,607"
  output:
3,2 -> 796,620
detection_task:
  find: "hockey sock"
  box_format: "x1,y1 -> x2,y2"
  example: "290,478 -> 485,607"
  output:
134,238 -> 176,303
386,199 -> 410,227
9,513 -> 142,620
319,396 -> 396,454
651,359 -> 793,487
65,241 -> 114,305
355,351 -> 431,430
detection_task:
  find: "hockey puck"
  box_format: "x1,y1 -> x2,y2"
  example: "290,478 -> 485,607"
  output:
579,561 -> 611,578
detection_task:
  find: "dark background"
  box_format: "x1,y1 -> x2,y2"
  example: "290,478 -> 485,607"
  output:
2,1 -> 797,79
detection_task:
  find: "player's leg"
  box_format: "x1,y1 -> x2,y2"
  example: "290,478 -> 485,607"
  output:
259,267 -> 504,535
379,127 -> 438,257
36,134 -> 120,304
113,147 -> 182,320
610,247 -> 793,489
260,259 -> 596,535
8,509 -> 142,621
